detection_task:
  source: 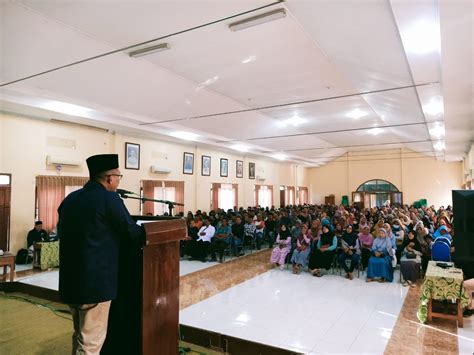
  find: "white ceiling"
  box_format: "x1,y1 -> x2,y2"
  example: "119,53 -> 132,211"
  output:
0,0 -> 472,166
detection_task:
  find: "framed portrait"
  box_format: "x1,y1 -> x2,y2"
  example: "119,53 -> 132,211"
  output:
201,155 -> 211,176
125,142 -> 140,170
249,162 -> 255,179
220,158 -> 228,177
236,160 -> 243,178
183,152 -> 194,175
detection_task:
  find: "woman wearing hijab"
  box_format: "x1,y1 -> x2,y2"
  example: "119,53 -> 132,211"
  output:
400,229 -> 422,286
366,228 -> 394,283
338,225 -> 361,280
308,224 -> 337,277
415,221 -> 433,271
358,225 -> 374,269
290,224 -> 311,274
270,223 -> 292,270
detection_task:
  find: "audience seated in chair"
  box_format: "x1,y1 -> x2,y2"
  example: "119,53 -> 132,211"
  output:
187,217 -> 215,262
338,225 -> 361,280
358,225 -> 374,270
400,229 -> 422,287
210,218 -> 231,263
270,223 -> 291,270
291,224 -> 311,274
27,220 -> 48,256
366,228 -> 393,283
308,224 -> 337,277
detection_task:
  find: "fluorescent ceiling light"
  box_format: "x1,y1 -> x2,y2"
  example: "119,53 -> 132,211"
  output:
129,43 -> 170,58
369,128 -> 384,135
273,153 -> 287,161
277,115 -> 307,128
401,20 -> 441,55
434,141 -> 445,151
242,55 -> 257,64
40,101 -> 92,117
423,97 -> 444,116
229,9 -> 286,31
231,144 -> 248,152
429,124 -> 445,139
346,108 -> 366,120
169,131 -> 199,141
196,76 -> 219,91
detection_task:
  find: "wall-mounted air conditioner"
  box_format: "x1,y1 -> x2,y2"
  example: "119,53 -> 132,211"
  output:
256,175 -> 266,182
46,155 -> 81,166
151,165 -> 172,174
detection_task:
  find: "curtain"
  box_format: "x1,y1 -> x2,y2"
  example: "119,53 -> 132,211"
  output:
164,181 -> 184,214
218,184 -> 234,211
36,175 -> 89,232
299,186 -> 308,204
268,185 -> 273,207
211,183 -> 221,211
232,184 -> 238,209
286,186 -> 295,205
142,180 -> 162,215
255,185 -> 261,207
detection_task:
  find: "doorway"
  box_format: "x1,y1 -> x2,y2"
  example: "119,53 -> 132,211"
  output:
0,174 -> 12,251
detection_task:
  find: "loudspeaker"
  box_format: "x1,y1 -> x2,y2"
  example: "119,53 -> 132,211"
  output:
453,190 -> 474,279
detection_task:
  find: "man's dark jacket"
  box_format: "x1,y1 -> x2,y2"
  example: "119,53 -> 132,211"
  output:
58,180 -> 143,304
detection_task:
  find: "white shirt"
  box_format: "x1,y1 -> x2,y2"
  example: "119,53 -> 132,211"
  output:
197,225 -> 215,242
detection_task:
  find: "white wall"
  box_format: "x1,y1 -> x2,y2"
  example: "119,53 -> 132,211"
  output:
308,149 -> 463,207
0,113 -> 308,253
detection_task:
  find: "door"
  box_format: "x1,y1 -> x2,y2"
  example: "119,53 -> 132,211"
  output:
0,185 -> 11,251
280,186 -> 285,208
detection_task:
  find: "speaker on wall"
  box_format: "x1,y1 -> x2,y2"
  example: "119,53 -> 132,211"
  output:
452,190 -> 474,279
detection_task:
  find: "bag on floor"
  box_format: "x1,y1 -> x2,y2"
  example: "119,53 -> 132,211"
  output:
15,248 -> 29,264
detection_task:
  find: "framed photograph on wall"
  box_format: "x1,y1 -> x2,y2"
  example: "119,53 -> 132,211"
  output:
236,160 -> 243,178
201,155 -> 211,176
249,162 -> 255,179
183,152 -> 194,175
125,142 -> 140,170
220,158 -> 228,177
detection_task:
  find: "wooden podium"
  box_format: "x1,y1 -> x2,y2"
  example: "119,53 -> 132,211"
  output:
102,217 -> 187,355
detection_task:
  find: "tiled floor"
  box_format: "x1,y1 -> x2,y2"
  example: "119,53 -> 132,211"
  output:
14,257 -> 474,354
17,259 -> 222,291
180,268 -> 409,354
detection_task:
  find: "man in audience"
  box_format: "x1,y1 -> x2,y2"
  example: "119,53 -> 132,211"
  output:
192,217 -> 215,262
230,216 -> 245,256
58,154 -> 144,354
210,218 -> 231,263
27,221 -> 48,251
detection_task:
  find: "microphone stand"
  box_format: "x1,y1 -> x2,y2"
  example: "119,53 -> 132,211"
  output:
119,193 -> 184,216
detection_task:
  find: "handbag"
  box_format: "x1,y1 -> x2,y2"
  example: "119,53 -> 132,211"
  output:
406,252 -> 417,259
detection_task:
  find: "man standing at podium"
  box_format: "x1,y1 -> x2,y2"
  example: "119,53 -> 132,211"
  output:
58,154 -> 144,355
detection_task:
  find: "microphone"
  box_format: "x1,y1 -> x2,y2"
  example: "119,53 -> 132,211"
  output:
116,189 -> 135,196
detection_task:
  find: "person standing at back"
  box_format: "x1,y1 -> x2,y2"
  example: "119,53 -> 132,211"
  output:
58,154 -> 144,355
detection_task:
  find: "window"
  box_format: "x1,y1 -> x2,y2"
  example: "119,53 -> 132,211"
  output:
218,184 -> 235,212
356,179 -> 399,192
141,180 -> 184,215
36,175 -> 89,232
211,183 -> 238,211
255,184 -> 273,208
153,186 -> 176,215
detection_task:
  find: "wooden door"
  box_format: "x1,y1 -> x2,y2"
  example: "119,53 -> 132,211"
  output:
280,187 -> 285,208
0,186 -> 11,251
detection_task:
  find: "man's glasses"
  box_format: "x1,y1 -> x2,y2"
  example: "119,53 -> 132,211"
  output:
105,174 -> 123,180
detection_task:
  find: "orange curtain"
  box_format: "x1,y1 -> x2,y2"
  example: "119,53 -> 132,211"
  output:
141,180 -> 162,215
299,187 -> 309,204
164,180 -> 185,214
287,186 -> 295,205
36,175 -> 89,232
255,185 -> 260,207
211,183 -> 221,211
268,185 -> 273,208
232,184 -> 238,209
